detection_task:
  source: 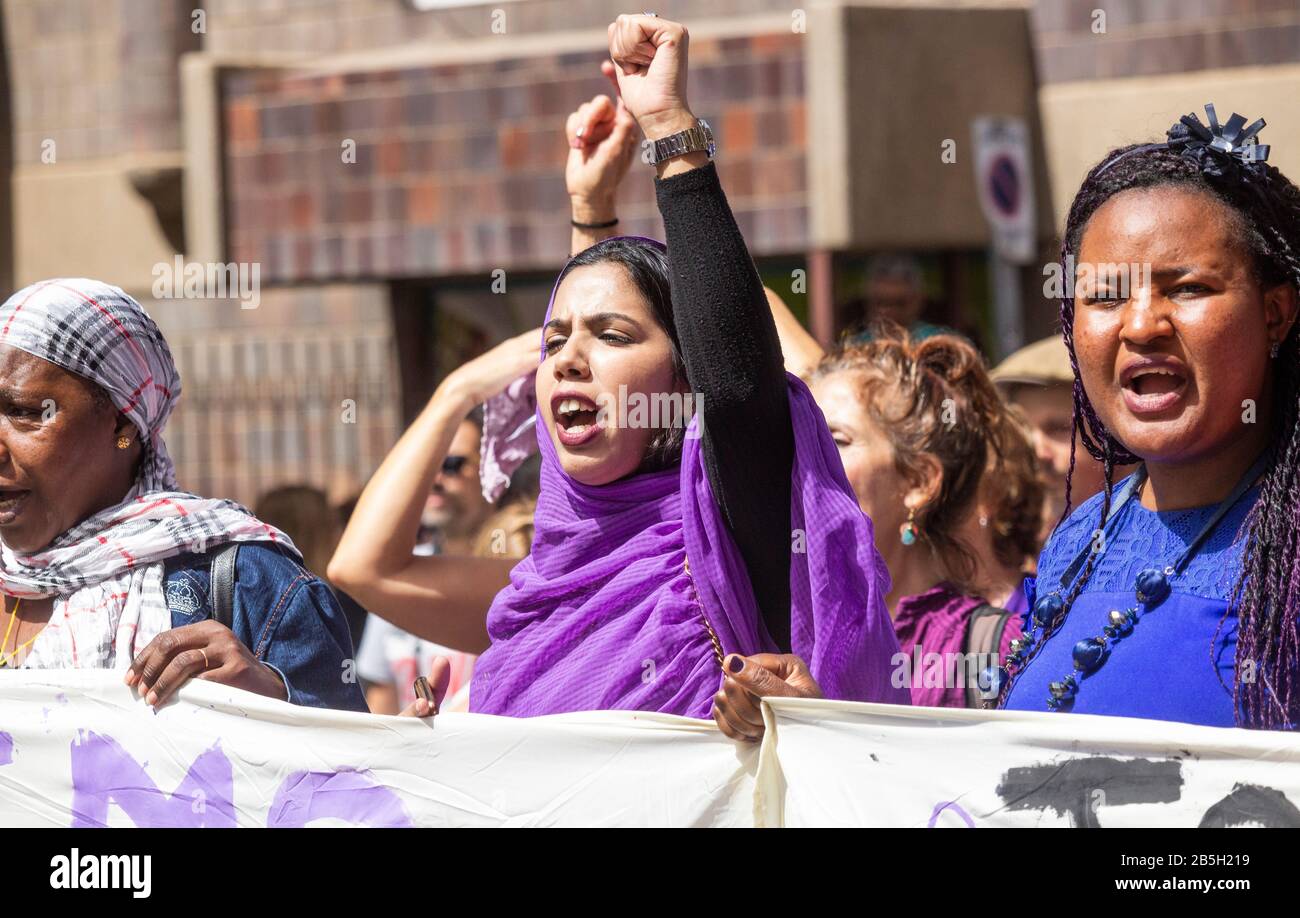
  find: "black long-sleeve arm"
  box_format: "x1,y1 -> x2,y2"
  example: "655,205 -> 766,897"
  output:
655,162 -> 794,650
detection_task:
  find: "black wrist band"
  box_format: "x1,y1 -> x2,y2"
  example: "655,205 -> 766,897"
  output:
571,217 -> 619,230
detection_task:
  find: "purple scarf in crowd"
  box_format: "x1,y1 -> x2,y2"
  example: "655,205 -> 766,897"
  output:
470,240 -> 906,718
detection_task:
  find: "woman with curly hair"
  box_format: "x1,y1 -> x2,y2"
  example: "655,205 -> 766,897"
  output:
809,329 -> 1042,708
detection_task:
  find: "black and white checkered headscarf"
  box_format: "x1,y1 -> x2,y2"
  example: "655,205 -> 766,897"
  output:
0,278 -> 182,490
0,279 -> 297,669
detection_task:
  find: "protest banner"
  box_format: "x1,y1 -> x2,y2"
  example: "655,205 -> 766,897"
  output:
4,671 -> 1299,827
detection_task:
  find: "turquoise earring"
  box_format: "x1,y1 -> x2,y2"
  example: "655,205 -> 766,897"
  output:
900,507 -> 918,546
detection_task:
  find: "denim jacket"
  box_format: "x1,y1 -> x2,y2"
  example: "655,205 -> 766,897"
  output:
162,541 -> 368,712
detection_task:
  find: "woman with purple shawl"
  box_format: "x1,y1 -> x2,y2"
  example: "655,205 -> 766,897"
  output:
331,14 -> 906,739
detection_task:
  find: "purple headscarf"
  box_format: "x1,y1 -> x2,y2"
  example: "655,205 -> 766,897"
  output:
470,238 -> 905,718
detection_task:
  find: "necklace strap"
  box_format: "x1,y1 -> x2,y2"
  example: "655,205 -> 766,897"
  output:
1058,471 -> 1144,589
1169,448 -> 1272,576
0,596 -> 30,668
1057,449 -> 1272,592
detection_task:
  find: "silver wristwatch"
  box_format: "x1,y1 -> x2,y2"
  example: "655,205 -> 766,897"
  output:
650,118 -> 715,165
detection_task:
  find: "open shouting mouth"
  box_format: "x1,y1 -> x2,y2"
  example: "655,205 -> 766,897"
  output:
552,392 -> 602,448
0,488 -> 31,525
1120,356 -> 1189,416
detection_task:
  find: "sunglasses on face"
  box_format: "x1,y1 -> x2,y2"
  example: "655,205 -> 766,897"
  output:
441,455 -> 469,476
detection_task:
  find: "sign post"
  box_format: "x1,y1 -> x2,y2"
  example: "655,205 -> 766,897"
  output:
972,115 -> 1037,359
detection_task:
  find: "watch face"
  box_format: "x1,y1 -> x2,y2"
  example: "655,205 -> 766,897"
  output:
698,118 -> 716,158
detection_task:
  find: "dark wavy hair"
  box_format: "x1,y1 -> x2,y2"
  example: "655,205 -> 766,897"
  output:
1011,140 -> 1300,728
557,237 -> 688,473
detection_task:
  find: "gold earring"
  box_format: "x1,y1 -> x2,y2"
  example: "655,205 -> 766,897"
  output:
116,435 -> 131,450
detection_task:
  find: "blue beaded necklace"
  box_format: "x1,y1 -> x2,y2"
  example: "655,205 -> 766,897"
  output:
994,452 -> 1268,711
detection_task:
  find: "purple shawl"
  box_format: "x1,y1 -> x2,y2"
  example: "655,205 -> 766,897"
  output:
469,239 -> 906,717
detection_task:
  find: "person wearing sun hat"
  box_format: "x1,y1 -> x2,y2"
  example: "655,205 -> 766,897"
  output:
992,335 -> 1108,539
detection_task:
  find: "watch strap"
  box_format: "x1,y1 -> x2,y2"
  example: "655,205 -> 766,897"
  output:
651,120 -> 713,165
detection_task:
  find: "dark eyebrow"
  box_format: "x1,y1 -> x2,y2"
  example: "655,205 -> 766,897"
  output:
1151,265 -> 1201,280
544,312 -> 643,332
585,311 -> 642,328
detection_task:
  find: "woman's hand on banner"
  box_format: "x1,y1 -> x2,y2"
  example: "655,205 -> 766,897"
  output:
713,652 -> 823,742
400,656 -> 452,717
125,620 -> 288,707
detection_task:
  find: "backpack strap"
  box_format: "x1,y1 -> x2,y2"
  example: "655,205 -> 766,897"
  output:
209,543 -> 241,629
963,603 -> 1011,709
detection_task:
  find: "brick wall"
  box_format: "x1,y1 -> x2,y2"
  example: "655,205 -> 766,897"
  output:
222,31 -> 807,282
2,0 -> 197,164
151,284 -> 402,506
198,0 -> 798,55
6,0 -> 1298,170
1031,0 -> 1300,84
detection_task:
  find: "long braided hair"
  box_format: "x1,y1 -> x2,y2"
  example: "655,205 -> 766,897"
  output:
1001,122 -> 1300,728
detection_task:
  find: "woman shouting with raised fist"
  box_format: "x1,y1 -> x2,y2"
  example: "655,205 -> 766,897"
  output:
334,15 -> 908,741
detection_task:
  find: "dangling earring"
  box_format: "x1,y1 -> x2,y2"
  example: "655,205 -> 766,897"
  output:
1270,341 -> 1281,359
116,435 -> 131,450
900,507 -> 918,546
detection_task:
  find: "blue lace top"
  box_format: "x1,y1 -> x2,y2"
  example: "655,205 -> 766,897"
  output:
1035,474 -> 1256,602
1003,472 -> 1259,726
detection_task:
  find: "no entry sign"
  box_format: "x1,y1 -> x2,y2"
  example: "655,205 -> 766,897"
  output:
972,116 -> 1037,264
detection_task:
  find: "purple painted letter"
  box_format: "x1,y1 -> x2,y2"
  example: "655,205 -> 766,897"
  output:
267,770 -> 413,828
70,731 -> 235,828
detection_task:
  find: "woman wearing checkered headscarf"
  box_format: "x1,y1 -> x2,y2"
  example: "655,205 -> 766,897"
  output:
0,279 -> 361,710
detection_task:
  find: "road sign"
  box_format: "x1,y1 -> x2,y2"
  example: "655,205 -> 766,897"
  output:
972,116 -> 1037,264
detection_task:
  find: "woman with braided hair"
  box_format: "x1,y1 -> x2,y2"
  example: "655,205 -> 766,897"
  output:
996,105 -> 1300,729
